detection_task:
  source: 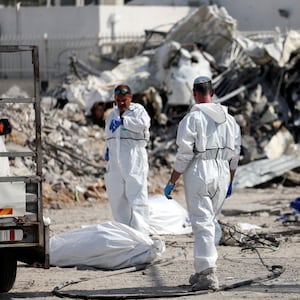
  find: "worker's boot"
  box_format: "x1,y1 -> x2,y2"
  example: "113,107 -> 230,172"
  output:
189,267 -> 219,291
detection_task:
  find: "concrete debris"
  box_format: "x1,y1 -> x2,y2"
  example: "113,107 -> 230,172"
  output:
2,4 -> 300,203
165,5 -> 238,67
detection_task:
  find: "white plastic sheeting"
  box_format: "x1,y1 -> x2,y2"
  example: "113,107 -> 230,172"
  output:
50,197 -> 193,269
64,40 -> 212,112
150,41 -> 212,106
50,221 -> 165,269
148,194 -> 192,235
148,195 -> 222,245
66,56 -> 151,115
166,49 -> 212,106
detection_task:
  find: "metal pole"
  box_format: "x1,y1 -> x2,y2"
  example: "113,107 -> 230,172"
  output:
44,33 -> 49,85
15,2 -> 22,78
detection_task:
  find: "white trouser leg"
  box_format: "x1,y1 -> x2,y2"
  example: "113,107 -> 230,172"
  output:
104,171 -> 131,225
189,195 -> 218,273
184,160 -> 229,273
126,172 -> 149,236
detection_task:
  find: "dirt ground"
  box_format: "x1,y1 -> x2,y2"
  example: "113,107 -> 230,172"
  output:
3,182 -> 300,300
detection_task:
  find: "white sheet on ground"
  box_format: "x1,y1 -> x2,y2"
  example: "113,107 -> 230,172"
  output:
50,221 -> 165,269
149,194 -> 192,235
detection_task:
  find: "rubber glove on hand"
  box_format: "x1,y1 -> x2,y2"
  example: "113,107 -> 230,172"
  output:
109,118 -> 122,133
226,182 -> 233,198
164,182 -> 175,199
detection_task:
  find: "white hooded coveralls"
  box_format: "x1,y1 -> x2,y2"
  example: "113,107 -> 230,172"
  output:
174,103 -> 241,273
104,102 -> 151,235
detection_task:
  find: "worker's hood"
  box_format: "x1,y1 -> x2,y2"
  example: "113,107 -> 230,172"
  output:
190,103 -> 226,124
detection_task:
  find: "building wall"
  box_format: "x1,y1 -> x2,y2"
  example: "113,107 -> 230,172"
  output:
0,6 -> 193,38
98,5 -> 193,35
0,5 -> 193,80
0,7 -> 100,37
1,2 -> 299,38
1,2 -> 300,81
127,0 -> 300,32
217,0 -> 300,31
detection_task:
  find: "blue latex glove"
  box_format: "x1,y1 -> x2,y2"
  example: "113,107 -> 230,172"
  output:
226,182 -> 233,198
164,182 -> 175,199
104,148 -> 109,161
109,118 -> 123,133
290,197 -> 300,213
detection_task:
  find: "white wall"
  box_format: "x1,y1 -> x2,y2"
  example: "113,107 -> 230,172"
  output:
0,5 -> 193,80
0,6 -> 192,38
99,5 -> 193,35
127,0 -> 300,32
1,2 -> 300,39
217,0 -> 300,31
1,2 -> 300,80
0,7 -> 100,38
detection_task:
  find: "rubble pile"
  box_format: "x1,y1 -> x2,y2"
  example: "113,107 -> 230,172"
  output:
53,6 -> 300,161
1,4 -> 300,204
0,95 -> 108,206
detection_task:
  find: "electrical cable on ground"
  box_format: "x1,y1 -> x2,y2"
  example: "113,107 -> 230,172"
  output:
52,265 -> 284,299
52,222 -> 285,299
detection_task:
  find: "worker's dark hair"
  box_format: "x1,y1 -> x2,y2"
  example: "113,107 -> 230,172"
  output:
114,84 -> 131,94
193,76 -> 213,95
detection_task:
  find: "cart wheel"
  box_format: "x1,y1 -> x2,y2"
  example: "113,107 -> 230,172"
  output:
0,250 -> 17,293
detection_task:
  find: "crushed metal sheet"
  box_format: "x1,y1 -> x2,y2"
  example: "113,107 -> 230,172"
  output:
233,154 -> 300,188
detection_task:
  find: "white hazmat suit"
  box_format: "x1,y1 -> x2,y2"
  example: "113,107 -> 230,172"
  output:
173,102 -> 241,273
104,102 -> 151,235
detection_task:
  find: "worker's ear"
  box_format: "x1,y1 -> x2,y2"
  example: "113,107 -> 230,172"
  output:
210,90 -> 214,97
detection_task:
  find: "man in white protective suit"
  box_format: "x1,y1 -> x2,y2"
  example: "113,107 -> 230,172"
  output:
104,84 -> 151,236
164,76 -> 241,291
